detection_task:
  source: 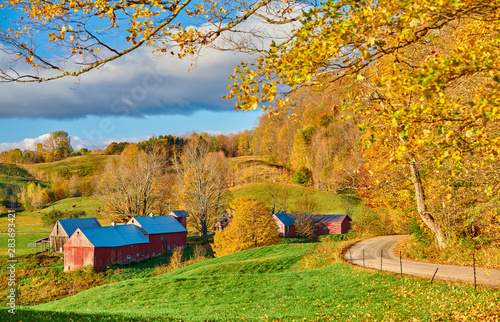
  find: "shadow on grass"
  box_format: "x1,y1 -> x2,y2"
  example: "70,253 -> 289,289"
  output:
0,308 -> 174,322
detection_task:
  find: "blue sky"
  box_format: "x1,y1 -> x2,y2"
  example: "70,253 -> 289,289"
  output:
0,3 -> 274,152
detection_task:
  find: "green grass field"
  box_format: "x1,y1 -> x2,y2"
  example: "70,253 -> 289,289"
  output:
1,242 -> 498,321
230,182 -> 362,218
0,234 -> 49,257
0,164 -> 34,179
25,155 -> 114,181
0,196 -> 104,235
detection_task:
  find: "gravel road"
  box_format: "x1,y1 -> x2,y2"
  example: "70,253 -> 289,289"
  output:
345,235 -> 500,287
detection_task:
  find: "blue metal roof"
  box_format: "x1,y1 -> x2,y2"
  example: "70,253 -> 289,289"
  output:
130,215 -> 187,234
312,215 -> 351,223
79,225 -> 149,247
273,213 -> 296,226
169,210 -> 190,218
58,217 -> 101,237
274,213 -> 350,225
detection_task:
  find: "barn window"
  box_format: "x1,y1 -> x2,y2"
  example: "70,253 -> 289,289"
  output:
277,226 -> 282,233
323,227 -> 327,230
334,227 -> 338,230
141,252 -> 144,256
153,252 -> 155,256
161,236 -> 164,240
286,226 -> 290,233
127,255 -> 131,260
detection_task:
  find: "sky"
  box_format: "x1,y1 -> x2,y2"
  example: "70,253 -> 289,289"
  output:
0,5 -> 273,152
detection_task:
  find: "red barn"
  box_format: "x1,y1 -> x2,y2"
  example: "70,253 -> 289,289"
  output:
64,225 -> 150,272
273,213 -> 351,237
49,217 -> 101,252
168,210 -> 190,228
127,214 -> 187,255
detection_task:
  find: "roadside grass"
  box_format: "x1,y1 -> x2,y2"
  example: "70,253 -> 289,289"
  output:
2,242 -> 497,321
229,182 -> 362,217
399,234 -> 500,269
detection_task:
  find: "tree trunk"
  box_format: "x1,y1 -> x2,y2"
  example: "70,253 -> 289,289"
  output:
202,221 -> 208,244
410,161 -> 447,249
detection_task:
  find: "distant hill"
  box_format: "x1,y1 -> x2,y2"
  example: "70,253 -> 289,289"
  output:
25,155 -> 115,181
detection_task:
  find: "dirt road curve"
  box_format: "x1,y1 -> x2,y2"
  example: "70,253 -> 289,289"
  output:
345,235 -> 500,287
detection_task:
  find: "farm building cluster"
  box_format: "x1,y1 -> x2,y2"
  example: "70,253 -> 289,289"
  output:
216,210 -> 352,236
48,210 -> 189,272
45,207 -> 350,272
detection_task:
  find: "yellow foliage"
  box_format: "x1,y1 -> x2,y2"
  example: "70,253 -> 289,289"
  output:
212,197 -> 280,257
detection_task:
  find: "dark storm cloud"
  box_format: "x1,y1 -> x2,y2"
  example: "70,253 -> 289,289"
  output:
0,47 -> 244,119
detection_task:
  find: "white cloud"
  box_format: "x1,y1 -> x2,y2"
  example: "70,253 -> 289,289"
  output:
0,133 -> 51,152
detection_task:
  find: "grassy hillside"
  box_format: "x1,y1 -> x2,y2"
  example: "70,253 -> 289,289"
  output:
0,163 -> 34,179
25,155 -> 114,181
229,156 -> 291,185
229,182 -> 362,218
3,243 -> 498,321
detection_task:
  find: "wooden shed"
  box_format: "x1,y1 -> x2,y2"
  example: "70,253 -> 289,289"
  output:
273,213 -> 351,237
49,217 -> 101,252
167,210 -> 190,228
64,225 -> 150,272
127,214 -> 187,255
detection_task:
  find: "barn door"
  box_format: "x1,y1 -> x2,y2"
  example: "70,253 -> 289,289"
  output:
111,248 -> 117,264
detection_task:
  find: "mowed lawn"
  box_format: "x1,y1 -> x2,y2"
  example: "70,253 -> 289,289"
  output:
2,243 -> 498,321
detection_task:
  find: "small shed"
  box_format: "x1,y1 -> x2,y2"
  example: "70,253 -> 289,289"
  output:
273,213 -> 299,237
127,215 -> 187,255
311,215 -> 352,235
50,217 -> 101,252
168,210 -> 190,228
64,225 -> 150,272
273,213 -> 352,237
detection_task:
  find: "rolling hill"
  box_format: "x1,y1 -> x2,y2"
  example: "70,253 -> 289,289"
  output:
2,242 -> 499,321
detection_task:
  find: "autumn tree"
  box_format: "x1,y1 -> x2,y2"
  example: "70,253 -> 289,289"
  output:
212,197 -> 280,257
175,139 -> 228,244
43,131 -> 73,160
0,0 -> 309,82
98,145 -> 170,222
229,0 -> 500,249
291,212 -> 315,240
267,185 -> 289,214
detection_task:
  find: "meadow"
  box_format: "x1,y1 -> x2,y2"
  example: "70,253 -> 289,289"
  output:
230,182 -> 361,218
1,242 -> 498,321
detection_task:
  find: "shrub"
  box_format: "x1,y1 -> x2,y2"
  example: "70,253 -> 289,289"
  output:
42,209 -> 86,226
292,166 -> 312,185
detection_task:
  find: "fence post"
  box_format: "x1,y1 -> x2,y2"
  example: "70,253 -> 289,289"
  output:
473,253 -> 477,290
400,251 -> 403,278
380,250 -> 383,271
431,268 -> 439,284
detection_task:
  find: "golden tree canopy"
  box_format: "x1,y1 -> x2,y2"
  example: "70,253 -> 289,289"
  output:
212,197 -> 280,257
0,0 -> 309,82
